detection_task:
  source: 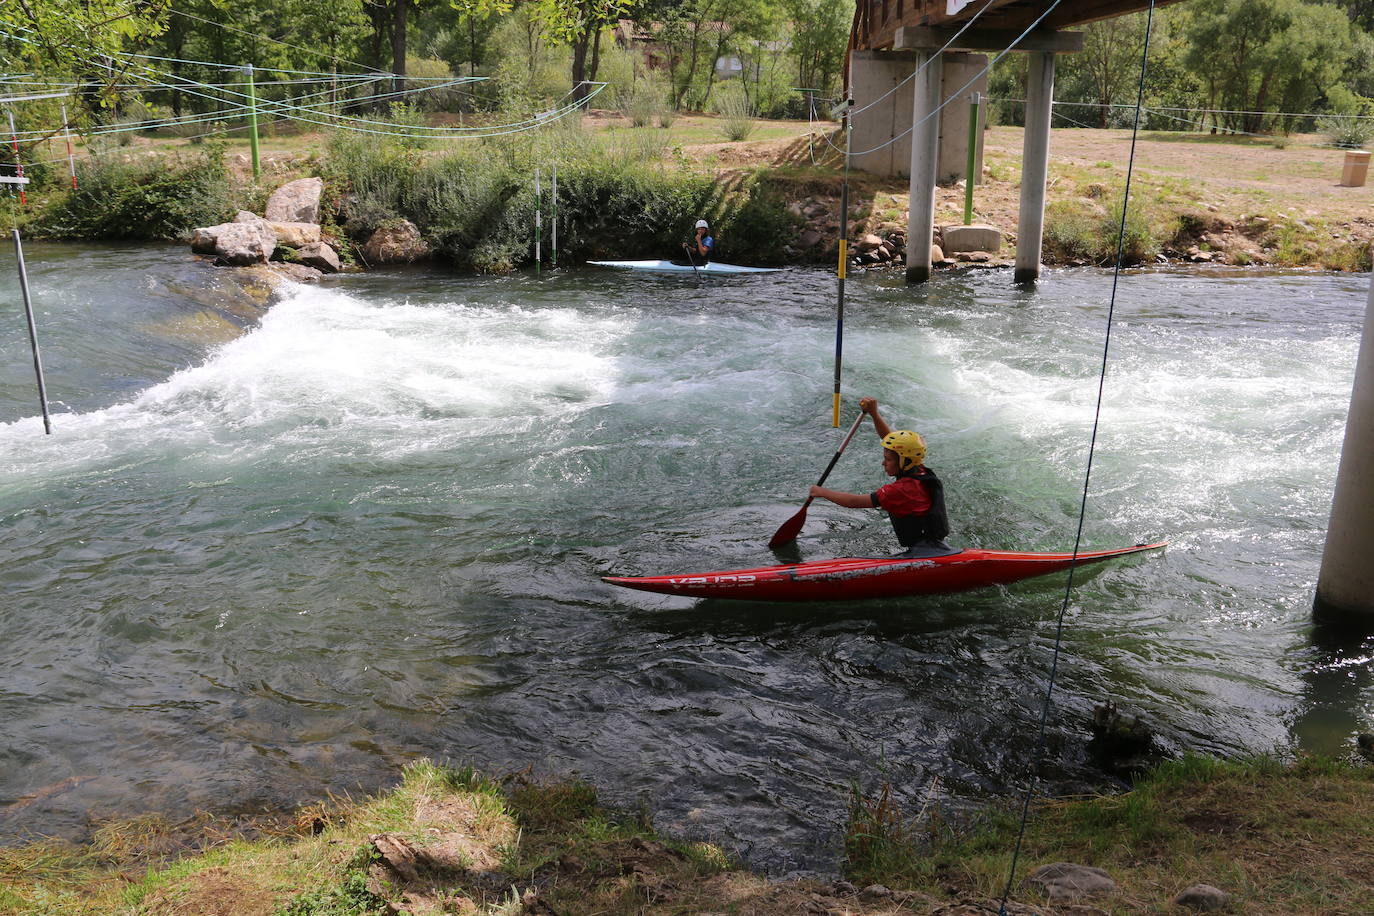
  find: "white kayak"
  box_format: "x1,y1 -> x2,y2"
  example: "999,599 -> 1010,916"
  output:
588,259 -> 780,275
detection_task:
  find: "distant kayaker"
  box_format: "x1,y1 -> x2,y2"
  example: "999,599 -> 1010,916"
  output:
678,219 -> 713,265
809,397 -> 952,556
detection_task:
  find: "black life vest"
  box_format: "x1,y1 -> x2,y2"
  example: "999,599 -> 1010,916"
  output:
887,466 -> 950,547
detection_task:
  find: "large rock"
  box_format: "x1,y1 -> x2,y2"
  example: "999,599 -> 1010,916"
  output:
190,226 -> 219,255
1172,884 -> 1230,911
265,177 -> 324,224
296,242 -> 340,273
192,220 -> 277,265
853,233 -> 884,252
361,220 -> 430,265
1023,862 -> 1116,902
267,221 -> 322,249
941,223 -> 1004,253
271,262 -> 324,284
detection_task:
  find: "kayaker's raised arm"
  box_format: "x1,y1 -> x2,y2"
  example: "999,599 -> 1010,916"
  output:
860,397 -> 891,439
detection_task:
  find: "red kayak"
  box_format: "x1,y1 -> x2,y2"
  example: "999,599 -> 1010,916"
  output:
603,542 -> 1166,602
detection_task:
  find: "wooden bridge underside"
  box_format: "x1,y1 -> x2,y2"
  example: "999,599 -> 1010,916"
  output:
855,0 -> 1187,51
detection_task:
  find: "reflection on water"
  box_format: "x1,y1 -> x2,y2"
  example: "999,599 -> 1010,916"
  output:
0,244 -> 1371,871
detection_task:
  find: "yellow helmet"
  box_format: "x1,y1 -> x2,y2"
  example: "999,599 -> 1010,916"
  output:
882,430 -> 926,472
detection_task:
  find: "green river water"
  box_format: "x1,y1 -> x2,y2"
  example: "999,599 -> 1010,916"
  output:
1,242 -> 1370,871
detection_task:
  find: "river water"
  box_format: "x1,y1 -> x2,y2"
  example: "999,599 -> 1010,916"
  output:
2,242 -> 1371,871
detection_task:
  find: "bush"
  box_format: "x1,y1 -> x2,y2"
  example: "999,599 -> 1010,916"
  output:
713,86 -> 757,142
36,143 -> 232,240
322,122 -> 794,271
619,82 -> 665,128
1043,193 -> 1160,265
1317,114 -> 1374,150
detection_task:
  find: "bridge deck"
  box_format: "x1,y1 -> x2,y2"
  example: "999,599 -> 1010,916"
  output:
855,0 -> 1185,51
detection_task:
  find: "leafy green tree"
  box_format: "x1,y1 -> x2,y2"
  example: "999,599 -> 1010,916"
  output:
1,0 -> 169,75
1184,0 -> 1357,133
785,0 -> 850,98
1069,15 -> 1150,127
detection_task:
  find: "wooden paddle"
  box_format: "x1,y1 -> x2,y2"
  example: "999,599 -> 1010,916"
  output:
768,411 -> 867,548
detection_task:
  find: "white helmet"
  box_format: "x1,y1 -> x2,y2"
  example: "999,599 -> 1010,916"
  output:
695,219 -> 709,229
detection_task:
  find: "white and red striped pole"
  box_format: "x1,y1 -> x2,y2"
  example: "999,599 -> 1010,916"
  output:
6,109 -> 26,205
61,103 -> 77,189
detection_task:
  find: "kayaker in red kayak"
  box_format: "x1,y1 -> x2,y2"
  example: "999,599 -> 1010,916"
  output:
808,397 -> 953,557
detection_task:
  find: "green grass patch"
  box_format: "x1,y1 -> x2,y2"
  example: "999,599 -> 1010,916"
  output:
845,755 -> 1374,913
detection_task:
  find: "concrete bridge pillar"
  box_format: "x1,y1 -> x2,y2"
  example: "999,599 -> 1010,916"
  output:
1014,50 -> 1056,284
849,50 -> 987,182
1315,274 -> 1374,628
904,50 -> 941,283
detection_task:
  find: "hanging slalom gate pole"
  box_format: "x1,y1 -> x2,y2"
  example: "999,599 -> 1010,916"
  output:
60,104 -> 78,189
832,96 -> 854,428
534,167 -> 542,274
243,65 -> 261,179
551,164 -> 558,269
6,110 -> 26,206
964,92 -> 980,225
12,229 -> 52,434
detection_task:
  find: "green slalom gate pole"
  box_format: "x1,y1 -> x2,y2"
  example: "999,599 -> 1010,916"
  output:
964,91 -> 980,225
244,65 -> 260,180
551,164 -> 557,269
534,167 -> 542,274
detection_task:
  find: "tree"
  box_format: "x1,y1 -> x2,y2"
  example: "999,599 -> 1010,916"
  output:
1184,0 -> 1357,133
785,0 -> 850,97
1,0 -> 169,74
1074,15 -> 1149,128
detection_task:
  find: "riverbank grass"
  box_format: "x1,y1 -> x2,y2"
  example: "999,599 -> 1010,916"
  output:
0,760 -> 735,915
847,754 -> 1374,913
4,755 -> 1372,914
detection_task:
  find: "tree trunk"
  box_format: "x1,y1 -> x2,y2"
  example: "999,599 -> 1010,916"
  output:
675,22 -> 703,109
571,33 -> 590,103
392,0 -> 409,96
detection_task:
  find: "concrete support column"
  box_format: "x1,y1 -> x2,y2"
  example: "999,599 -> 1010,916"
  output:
1315,274 -> 1374,626
1014,51 -> 1055,285
849,50 -> 917,177
904,50 -> 941,284
936,54 -> 988,184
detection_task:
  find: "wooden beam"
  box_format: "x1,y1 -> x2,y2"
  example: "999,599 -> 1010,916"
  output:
893,26 -> 1084,52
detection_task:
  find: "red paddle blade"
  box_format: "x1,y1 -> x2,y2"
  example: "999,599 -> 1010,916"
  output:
767,506 -> 808,548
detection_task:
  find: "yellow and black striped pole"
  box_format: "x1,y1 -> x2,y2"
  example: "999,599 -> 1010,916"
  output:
832,98 -> 853,427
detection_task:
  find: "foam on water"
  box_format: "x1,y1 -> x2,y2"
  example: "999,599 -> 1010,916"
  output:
2,252 -> 1370,872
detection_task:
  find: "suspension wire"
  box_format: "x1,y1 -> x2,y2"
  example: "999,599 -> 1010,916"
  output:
103,53 -> 582,137
119,50 -> 394,80
995,2 -> 1156,913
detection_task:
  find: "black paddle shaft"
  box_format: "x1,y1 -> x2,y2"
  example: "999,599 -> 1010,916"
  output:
807,411 -> 867,502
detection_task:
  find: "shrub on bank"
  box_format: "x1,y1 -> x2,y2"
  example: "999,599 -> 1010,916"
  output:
1043,192 -> 1163,266
324,128 -> 793,271
36,144 -> 233,241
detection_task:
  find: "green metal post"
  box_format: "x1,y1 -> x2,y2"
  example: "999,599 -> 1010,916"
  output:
964,91 -> 980,225
244,64 -> 261,179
